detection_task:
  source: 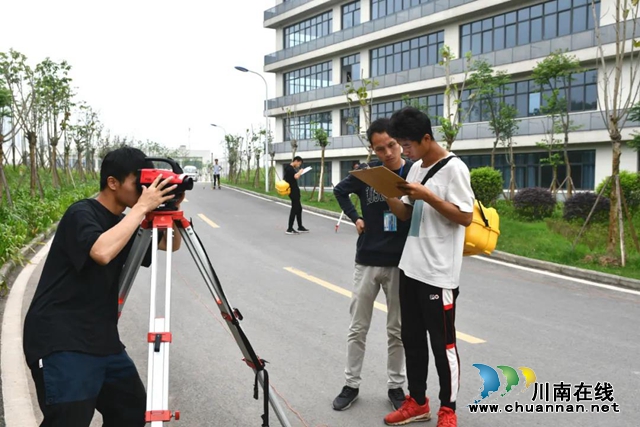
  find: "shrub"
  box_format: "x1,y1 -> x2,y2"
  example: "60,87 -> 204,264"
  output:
514,187 -> 556,220
595,171 -> 640,212
470,167 -> 504,206
563,192 -> 611,223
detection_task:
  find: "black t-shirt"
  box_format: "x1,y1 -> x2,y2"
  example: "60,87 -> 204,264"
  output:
284,164 -> 300,197
23,198 -> 145,367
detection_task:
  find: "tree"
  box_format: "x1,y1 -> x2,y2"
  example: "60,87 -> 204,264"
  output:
35,58 -> 73,188
438,45 -> 475,150
283,107 -> 300,160
68,103 -> 98,181
536,125 -> 565,196
313,125 -> 330,202
630,101 -> 640,150
465,60 -> 511,168
0,49 -> 44,198
591,0 -> 640,260
532,51 -> 582,197
494,103 -> 519,201
223,134 -> 242,182
0,78 -> 18,206
345,77 -> 379,161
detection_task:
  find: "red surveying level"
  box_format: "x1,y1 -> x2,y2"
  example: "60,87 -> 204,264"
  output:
117,207 -> 292,427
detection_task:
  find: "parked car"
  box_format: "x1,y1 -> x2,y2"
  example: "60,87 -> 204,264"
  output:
183,165 -> 199,182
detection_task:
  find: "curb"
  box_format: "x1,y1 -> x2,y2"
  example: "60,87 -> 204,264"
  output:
228,184 -> 640,292
0,223 -> 58,297
488,250 -> 640,291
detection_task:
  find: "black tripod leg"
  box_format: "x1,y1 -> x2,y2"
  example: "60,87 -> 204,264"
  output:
176,225 -> 292,427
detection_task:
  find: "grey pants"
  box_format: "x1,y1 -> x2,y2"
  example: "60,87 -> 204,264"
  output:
344,264 -> 406,389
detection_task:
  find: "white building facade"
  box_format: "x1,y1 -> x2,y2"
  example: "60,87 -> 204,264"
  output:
263,0 -> 640,191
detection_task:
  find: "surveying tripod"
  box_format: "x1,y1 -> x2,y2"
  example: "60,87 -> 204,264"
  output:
117,209 -> 292,427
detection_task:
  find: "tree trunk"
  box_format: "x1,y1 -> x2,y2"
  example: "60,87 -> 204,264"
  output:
76,143 -> 85,181
51,139 -> 61,189
318,147 -> 325,202
563,133 -> 573,197
490,138 -> 499,169
0,134 -> 14,207
64,146 -> 70,173
246,157 -> 251,183
551,165 -> 558,196
509,140 -> 516,201
27,131 -> 38,198
607,137 -> 622,255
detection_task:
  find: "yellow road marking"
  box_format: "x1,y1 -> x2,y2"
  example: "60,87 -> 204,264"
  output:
284,266 -> 486,344
198,213 -> 219,228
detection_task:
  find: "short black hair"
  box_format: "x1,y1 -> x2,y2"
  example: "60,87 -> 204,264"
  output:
388,107 -> 434,144
100,146 -> 151,191
366,118 -> 391,145
293,156 -> 303,162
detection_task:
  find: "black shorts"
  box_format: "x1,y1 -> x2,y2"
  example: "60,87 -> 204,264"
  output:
30,350 -> 146,427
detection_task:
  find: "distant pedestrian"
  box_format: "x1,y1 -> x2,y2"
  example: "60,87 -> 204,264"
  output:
283,156 -> 309,235
212,159 -> 222,189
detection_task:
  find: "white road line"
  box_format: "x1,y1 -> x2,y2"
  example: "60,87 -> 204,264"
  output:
274,202 -> 355,226
474,256 -> 640,296
2,241 -> 52,426
236,188 -> 638,293
227,187 -> 271,202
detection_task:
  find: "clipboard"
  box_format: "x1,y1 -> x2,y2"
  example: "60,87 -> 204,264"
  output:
300,166 -> 312,176
349,166 -> 407,198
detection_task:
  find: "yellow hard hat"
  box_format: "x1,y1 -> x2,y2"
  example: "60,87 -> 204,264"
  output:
275,180 -> 291,196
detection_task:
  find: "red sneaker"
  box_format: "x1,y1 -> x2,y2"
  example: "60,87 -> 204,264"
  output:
436,407 -> 457,427
384,396 -> 431,425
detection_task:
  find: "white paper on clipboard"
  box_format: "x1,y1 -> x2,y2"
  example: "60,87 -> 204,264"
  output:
300,166 -> 312,176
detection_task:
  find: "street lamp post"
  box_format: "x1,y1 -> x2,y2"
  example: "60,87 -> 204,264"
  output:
235,66 -> 270,193
210,123 -> 227,180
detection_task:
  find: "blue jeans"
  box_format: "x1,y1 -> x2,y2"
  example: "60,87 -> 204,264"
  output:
30,350 -> 146,427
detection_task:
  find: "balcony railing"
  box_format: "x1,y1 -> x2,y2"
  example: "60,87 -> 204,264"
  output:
265,0 -> 477,66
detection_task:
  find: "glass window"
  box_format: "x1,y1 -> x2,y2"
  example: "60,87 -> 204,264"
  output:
341,107 -> 360,135
342,1 -> 361,29
284,61 -> 333,95
298,161 -> 332,187
460,0 -> 600,55
284,11 -> 333,48
370,30 -> 444,77
342,53 -> 361,83
284,112 -> 332,141
371,0 -> 436,19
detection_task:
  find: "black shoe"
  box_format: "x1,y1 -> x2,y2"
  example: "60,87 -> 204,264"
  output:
297,226 -> 310,233
388,388 -> 406,411
285,229 -> 300,235
333,386 -> 359,411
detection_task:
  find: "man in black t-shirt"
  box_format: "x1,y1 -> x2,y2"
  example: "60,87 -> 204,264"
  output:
23,147 -> 182,427
332,119 -> 413,412
283,155 -> 309,235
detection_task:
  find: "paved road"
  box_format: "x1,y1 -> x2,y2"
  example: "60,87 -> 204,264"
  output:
17,184 -> 640,426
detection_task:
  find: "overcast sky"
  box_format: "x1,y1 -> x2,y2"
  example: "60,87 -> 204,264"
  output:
1,0 -> 277,158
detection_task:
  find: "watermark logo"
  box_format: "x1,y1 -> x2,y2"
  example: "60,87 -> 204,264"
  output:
472,364 -> 536,403
469,364 -> 619,414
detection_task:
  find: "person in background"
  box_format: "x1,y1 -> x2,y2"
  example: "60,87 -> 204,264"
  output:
283,156 -> 309,235
212,158 -> 222,189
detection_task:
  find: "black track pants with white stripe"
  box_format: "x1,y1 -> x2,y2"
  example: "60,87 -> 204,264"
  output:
399,270 -> 460,411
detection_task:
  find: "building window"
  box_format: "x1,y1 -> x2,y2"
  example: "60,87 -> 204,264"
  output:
461,70 -> 598,123
371,0 -> 436,20
371,31 -> 444,77
341,108 -> 360,135
284,61 -> 332,95
461,0 -> 601,55
342,53 -> 361,82
372,94 -> 443,123
299,161 -> 333,187
458,150 -> 595,190
341,160 -> 362,179
284,112 -> 333,141
284,11 -> 333,49
342,1 -> 361,29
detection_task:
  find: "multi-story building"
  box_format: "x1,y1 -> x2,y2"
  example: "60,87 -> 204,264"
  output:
263,0 -> 640,192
